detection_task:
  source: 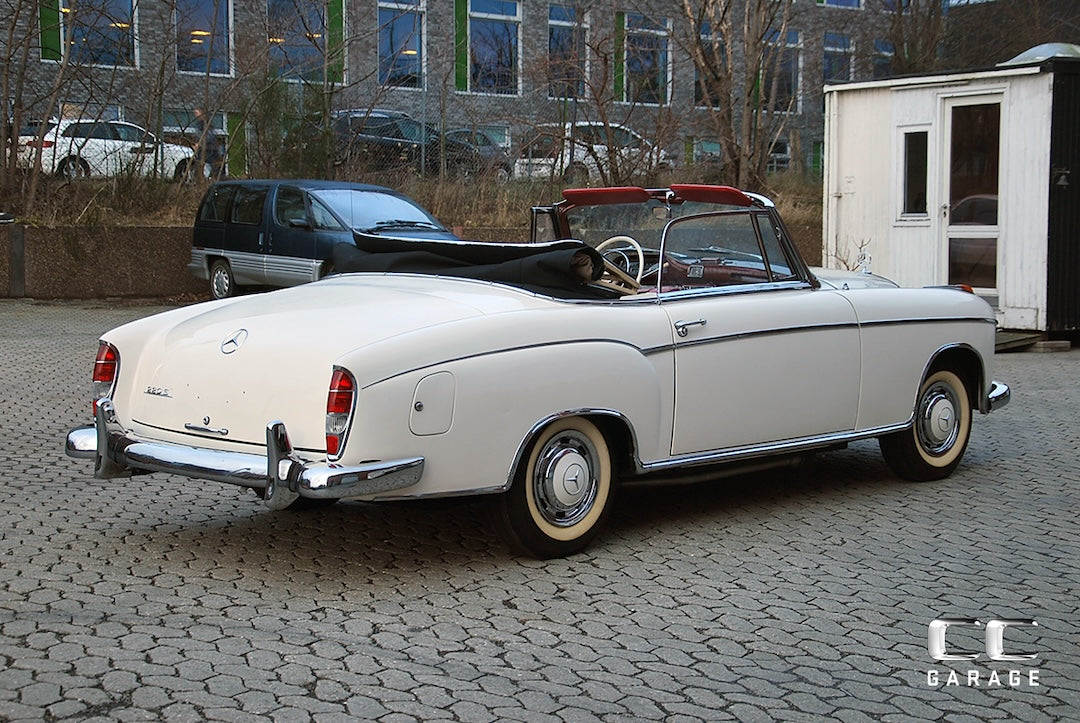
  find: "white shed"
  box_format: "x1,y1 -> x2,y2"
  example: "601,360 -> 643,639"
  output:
823,44 -> 1080,333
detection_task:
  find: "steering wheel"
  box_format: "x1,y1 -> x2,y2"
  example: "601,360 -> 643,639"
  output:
596,235 -> 646,283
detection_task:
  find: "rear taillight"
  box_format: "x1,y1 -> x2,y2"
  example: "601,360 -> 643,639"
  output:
325,367 -> 356,458
92,342 -> 119,414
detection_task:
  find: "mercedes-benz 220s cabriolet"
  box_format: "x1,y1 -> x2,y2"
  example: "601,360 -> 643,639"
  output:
66,184 -> 1009,558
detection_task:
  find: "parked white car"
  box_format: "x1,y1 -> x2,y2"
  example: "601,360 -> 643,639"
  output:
17,118 -> 195,180
66,183 -> 1009,558
515,121 -> 669,184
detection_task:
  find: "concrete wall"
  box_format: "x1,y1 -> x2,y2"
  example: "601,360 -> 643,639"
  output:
1,224 -> 205,299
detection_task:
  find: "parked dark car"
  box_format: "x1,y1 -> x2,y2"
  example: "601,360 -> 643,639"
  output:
188,179 -> 458,300
331,110 -> 484,178
445,128 -> 513,181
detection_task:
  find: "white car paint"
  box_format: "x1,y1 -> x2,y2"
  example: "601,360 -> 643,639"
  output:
17,118 -> 194,179
66,184 -> 1009,557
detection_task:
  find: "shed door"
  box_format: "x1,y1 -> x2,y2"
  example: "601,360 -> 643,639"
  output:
943,98 -> 1001,297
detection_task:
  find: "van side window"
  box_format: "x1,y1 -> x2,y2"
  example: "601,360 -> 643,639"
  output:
274,188 -> 307,226
231,187 -> 267,225
198,185 -> 237,222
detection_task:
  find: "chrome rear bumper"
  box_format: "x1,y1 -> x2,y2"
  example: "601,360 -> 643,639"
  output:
65,399 -> 424,507
987,380 -> 1010,413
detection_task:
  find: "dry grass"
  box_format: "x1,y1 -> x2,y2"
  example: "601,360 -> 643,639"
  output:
13,175 -> 205,228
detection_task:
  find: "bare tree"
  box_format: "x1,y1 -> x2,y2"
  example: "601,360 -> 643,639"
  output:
871,0 -> 948,75
512,8 -> 679,186
677,0 -> 799,188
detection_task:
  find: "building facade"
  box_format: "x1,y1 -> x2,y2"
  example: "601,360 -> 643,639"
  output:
6,0 -> 903,178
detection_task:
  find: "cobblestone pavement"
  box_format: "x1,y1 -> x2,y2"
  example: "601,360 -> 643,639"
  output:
1,298 -> 1078,722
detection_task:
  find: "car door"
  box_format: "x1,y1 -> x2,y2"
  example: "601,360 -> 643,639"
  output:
61,122 -> 114,174
659,211 -> 861,456
307,193 -> 354,267
222,184 -> 270,285
92,122 -> 127,175
110,122 -> 156,176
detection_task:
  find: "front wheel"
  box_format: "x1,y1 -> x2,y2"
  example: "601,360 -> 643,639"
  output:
209,259 -> 235,300
879,369 -> 972,481
493,417 -> 614,559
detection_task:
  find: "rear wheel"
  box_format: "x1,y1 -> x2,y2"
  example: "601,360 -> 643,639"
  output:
58,157 -> 90,179
209,259 -> 235,300
879,369 -> 972,481
493,417 -> 614,559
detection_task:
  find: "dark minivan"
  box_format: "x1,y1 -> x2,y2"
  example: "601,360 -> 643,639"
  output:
189,179 -> 457,299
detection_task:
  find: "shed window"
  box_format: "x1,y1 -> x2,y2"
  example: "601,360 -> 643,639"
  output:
903,131 -> 928,215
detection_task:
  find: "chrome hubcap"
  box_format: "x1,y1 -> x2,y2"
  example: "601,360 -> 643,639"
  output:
533,430 -> 599,527
916,382 -> 960,455
212,268 -> 230,298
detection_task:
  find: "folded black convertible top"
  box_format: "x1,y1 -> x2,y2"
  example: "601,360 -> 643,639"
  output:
331,236 -> 610,298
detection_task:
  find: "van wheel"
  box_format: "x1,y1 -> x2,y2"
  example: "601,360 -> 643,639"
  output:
209,260 -> 235,300
493,417 -> 614,559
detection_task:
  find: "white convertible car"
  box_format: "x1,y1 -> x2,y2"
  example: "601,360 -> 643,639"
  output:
66,184 -> 1009,558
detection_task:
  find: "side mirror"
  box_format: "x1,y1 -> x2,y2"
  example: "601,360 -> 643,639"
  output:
288,217 -> 312,230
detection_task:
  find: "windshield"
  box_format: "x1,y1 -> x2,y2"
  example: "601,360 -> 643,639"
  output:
310,189 -> 446,233
565,199 -> 749,250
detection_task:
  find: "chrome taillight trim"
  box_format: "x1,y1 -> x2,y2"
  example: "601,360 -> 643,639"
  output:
325,366 -> 357,461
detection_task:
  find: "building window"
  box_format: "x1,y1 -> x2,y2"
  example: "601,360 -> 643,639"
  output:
764,30 -> 800,112
694,20 -> 725,108
379,0 -> 423,87
816,0 -> 861,7
267,0 -> 344,83
689,137 -> 722,165
903,130 -> 928,215
548,4 -> 586,99
872,38 -> 894,79
823,32 -> 852,83
40,0 -> 135,66
617,12 -> 670,105
176,0 -> 230,75
767,140 -> 790,173
455,0 -> 520,95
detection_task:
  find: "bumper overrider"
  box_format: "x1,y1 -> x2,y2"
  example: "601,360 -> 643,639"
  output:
65,399 -> 424,508
987,380 -> 1010,413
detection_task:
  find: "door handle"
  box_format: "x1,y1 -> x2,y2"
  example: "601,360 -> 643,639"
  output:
674,319 -> 707,337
